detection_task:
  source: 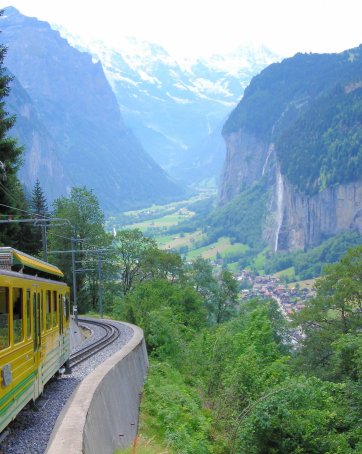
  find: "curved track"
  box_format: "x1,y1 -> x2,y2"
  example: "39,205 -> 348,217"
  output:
69,318 -> 121,368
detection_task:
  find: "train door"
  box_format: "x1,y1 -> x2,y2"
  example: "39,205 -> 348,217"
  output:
32,288 -> 42,397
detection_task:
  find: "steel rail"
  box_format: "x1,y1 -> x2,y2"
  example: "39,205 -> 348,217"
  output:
69,318 -> 121,368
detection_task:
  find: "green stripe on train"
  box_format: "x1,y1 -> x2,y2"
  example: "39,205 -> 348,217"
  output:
42,356 -> 61,382
0,372 -> 36,416
0,386 -> 33,426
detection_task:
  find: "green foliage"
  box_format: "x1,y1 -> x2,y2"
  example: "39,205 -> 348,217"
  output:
143,247 -> 184,283
278,87 -> 362,195
166,196 -> 215,235
48,186 -> 111,312
188,257 -> 218,321
208,179 -> 269,248
114,279 -> 207,363
110,235 -> 362,452
215,269 -> 239,323
293,245 -> 362,381
142,362 -> 215,454
113,229 -> 157,295
264,231 -> 362,279
28,178 -> 49,255
330,334 -> 362,382
235,377 -> 359,454
30,178 -> 48,216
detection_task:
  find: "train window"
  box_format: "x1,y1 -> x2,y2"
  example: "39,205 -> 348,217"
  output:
52,291 -> 57,327
12,287 -> 24,344
0,287 -> 9,350
46,290 -> 51,330
26,289 -> 31,339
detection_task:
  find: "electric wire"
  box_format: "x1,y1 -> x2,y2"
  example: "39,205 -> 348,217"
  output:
0,181 -> 30,209
0,201 -> 50,218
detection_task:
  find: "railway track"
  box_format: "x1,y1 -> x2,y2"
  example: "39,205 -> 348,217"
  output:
69,318 -> 121,368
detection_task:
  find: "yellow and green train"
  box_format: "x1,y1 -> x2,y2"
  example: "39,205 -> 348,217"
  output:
0,247 -> 71,434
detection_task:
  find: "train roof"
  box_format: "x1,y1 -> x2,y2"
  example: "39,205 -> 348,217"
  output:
0,268 -> 68,286
0,247 -> 64,278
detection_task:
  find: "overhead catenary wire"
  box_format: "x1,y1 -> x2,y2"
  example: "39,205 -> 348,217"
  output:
47,231 -> 75,242
0,182 -> 53,220
0,200 -> 50,219
0,181 -> 33,209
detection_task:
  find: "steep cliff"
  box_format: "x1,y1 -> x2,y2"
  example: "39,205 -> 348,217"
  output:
1,7 -> 183,210
218,129 -> 270,204
220,46 -> 362,251
267,169 -> 362,252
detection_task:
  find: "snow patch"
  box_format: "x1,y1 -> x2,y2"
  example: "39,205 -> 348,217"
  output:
166,92 -> 191,104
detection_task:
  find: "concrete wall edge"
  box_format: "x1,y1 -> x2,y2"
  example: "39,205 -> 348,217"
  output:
46,321 -> 148,454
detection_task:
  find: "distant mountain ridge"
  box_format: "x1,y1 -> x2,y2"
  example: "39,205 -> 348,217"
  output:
6,74 -> 72,202
56,28 -> 281,187
217,46 -> 362,251
0,7 -> 184,211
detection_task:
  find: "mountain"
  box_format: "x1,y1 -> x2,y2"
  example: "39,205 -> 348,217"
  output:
217,46 -> 362,251
6,73 -> 72,201
55,29 -> 281,187
0,7 -> 184,211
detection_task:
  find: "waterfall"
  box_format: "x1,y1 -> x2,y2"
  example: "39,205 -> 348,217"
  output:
262,143 -> 274,176
274,167 -> 284,252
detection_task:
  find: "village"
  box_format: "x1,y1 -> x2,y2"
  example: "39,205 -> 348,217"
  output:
235,270 -> 316,317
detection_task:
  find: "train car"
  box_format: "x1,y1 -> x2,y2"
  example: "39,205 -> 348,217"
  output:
0,247 -> 71,434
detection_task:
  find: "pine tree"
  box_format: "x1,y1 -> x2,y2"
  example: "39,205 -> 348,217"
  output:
30,178 -> 49,255
31,178 -> 48,217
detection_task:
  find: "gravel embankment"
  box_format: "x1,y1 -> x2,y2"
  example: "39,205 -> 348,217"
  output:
1,319 -> 134,454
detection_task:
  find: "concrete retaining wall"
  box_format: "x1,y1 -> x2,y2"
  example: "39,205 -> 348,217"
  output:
46,322 -> 148,454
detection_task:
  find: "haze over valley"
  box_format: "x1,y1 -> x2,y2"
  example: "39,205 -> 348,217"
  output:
0,3 -> 361,272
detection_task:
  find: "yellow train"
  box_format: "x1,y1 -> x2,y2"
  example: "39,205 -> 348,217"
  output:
0,247 -> 71,434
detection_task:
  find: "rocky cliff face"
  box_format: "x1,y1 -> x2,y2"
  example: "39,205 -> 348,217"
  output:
268,168 -> 362,251
218,129 -> 271,204
221,128 -> 362,252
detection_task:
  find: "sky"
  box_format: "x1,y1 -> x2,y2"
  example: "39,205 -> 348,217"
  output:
0,0 -> 361,59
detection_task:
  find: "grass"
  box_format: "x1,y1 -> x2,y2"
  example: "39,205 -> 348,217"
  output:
274,266 -> 295,280
115,412 -> 172,454
108,192 -> 215,231
287,278 -> 317,290
123,211 -> 194,231
115,436 -> 170,454
227,261 -> 240,272
187,237 -> 248,260
157,230 -> 205,250
121,192 -> 213,218
250,247 -> 270,274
